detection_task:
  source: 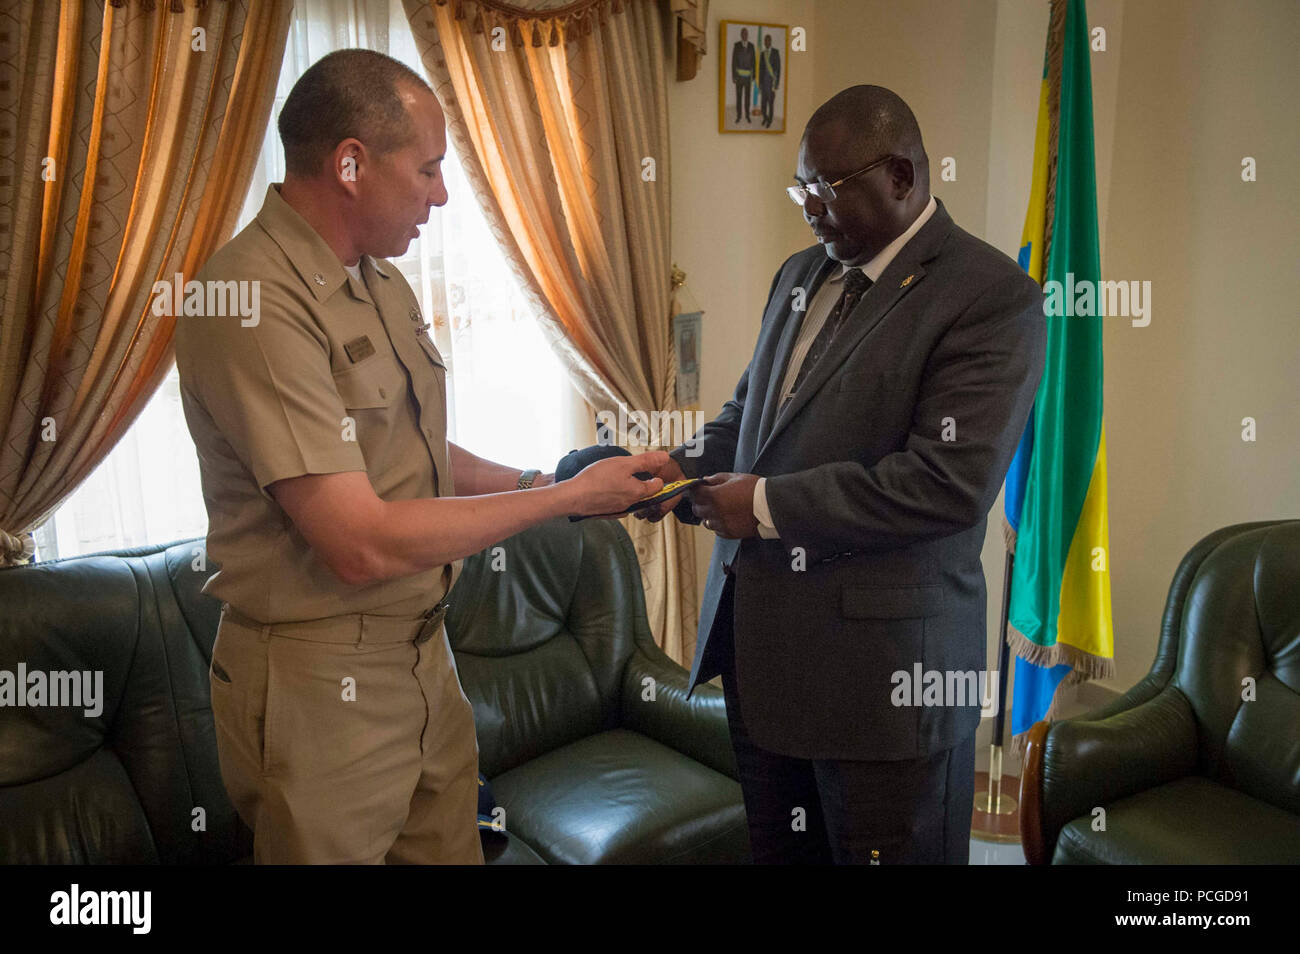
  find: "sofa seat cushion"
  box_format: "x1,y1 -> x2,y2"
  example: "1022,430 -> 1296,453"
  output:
490,729 -> 748,864
1054,775 -> 1300,864
0,749 -> 159,864
482,833 -> 548,865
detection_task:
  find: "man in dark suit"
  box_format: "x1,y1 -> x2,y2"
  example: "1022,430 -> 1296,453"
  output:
639,86 -> 1046,864
732,28 -> 756,124
758,34 -> 781,128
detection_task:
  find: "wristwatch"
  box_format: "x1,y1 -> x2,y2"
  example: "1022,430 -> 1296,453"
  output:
517,468 -> 542,490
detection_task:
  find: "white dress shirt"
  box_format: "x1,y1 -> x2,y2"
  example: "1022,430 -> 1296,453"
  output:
753,194 -> 938,538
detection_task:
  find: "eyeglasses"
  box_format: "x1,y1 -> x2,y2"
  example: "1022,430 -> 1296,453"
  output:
787,154 -> 899,206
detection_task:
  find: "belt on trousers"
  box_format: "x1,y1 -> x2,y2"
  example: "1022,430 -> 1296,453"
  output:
220,597 -> 451,645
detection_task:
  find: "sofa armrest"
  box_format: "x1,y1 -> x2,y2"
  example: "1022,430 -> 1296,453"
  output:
619,643 -> 738,780
1021,685 -> 1199,864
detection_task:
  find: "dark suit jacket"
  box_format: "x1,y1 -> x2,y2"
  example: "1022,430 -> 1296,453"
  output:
732,41 -> 755,83
669,197 -> 1046,762
759,47 -> 780,90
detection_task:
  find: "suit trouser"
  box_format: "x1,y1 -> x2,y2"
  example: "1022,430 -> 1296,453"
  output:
760,84 -> 776,123
714,577 -> 976,864
734,79 -> 752,120
209,604 -> 484,864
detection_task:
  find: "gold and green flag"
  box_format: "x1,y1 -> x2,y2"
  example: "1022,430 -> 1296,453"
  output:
1005,0 -> 1115,751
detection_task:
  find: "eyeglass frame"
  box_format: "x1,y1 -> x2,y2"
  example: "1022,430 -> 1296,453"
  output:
786,153 -> 902,206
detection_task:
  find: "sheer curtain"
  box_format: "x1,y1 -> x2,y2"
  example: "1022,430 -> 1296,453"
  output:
33,0 -> 581,562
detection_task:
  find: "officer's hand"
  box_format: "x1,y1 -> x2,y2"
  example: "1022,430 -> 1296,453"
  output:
632,454 -> 687,523
569,451 -> 667,517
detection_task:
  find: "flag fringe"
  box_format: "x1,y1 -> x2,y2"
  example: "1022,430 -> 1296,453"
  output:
1042,0 -> 1068,268
1006,616 -> 1116,759
1007,622 -> 1115,680
1008,668 -> 1077,758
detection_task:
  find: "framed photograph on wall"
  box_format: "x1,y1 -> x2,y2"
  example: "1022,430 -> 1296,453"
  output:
719,20 -> 788,134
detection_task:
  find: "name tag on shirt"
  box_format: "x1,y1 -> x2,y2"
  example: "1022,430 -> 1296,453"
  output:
344,335 -> 376,363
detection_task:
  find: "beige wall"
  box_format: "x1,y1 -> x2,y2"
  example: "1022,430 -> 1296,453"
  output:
668,0 -> 818,587
1100,0 -> 1300,687
668,0 -> 1299,695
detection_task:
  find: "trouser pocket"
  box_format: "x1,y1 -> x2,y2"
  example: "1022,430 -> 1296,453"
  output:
210,614 -> 272,775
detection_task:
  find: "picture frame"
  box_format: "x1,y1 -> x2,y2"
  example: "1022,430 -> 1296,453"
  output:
719,20 -> 788,134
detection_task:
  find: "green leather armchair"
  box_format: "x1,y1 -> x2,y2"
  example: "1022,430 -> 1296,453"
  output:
1020,520 -> 1300,864
0,517 -> 749,864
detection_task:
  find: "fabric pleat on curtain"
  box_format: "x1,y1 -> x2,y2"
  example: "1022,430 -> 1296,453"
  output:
0,0 -> 293,566
402,0 -> 699,665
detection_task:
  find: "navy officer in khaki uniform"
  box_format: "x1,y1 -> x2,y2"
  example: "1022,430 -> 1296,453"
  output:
174,49 -> 666,864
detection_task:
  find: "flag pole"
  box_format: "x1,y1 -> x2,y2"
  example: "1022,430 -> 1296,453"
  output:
973,548 -> 1019,836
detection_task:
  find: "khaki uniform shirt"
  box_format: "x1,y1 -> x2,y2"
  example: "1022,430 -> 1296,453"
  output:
175,184 -> 459,623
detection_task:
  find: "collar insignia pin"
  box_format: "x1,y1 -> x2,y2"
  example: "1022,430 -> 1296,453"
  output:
900,274 -> 914,287
313,273 -> 326,286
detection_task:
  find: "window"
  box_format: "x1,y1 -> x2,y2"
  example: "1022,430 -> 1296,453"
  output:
31,0 -> 578,562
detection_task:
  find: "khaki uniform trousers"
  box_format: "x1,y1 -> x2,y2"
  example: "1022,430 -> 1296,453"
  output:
209,603 -> 484,864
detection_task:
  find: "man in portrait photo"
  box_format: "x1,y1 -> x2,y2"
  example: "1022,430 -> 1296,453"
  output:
758,32 -> 782,129
732,27 -> 756,125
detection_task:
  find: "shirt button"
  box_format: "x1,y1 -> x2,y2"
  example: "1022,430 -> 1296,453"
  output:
378,387 -> 387,399
424,427 -> 433,438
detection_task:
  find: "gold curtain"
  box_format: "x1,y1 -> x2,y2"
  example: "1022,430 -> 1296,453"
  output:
0,0 -> 292,566
403,0 -> 698,665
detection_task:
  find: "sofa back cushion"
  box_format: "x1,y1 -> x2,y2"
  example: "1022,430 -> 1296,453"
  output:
0,540 -> 245,863
1174,521 -> 1300,815
446,517 -> 650,778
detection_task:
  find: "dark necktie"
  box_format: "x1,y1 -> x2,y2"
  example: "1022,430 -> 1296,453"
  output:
784,267 -> 872,406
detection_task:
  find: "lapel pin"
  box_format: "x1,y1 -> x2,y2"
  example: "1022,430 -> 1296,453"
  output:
313,272 -> 326,286
900,274 -> 914,287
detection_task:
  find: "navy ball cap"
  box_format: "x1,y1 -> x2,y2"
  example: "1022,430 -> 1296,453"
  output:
555,443 -> 651,482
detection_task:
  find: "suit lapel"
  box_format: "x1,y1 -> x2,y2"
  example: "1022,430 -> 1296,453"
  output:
755,200 -> 954,464
756,253 -> 839,450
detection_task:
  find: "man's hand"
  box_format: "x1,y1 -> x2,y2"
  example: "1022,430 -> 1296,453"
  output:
568,450 -> 668,517
632,454 -> 687,523
689,472 -> 760,539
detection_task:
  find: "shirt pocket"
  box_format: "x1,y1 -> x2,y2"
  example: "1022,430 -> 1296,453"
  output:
332,354 -> 403,409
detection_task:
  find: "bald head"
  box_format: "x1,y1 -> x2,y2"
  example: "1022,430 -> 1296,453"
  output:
794,85 -> 931,266
804,85 -> 929,191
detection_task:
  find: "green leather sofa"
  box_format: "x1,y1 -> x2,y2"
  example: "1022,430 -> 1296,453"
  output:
1020,519 -> 1300,864
0,517 -> 749,864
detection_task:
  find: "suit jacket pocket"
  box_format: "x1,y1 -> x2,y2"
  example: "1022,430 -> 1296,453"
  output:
842,584 -> 944,619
